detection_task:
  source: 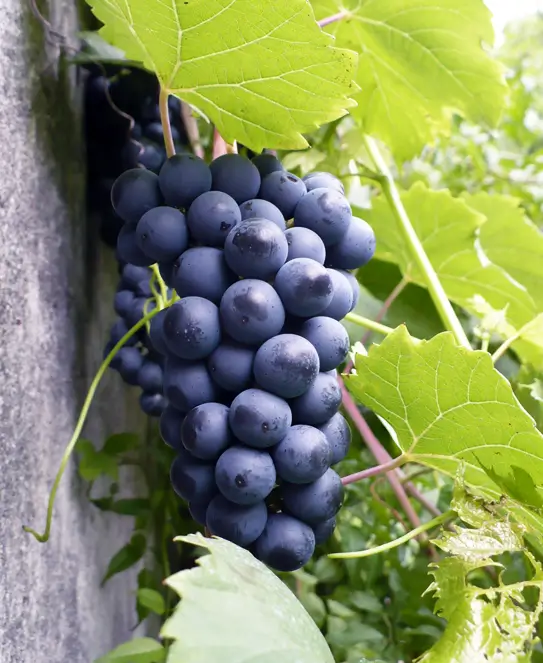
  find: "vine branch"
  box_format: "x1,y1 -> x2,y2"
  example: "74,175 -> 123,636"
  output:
344,312 -> 395,337
342,455 -> 407,486
329,510 -> 455,559
159,87 -> 176,158
23,306 -> 165,543
181,103 -> 205,159
363,134 -> 471,350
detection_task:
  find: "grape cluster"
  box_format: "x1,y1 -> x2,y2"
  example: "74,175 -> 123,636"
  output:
84,66 -> 187,246
109,151 -> 376,572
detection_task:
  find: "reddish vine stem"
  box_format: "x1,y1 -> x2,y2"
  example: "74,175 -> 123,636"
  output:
212,129 -> 228,159
159,88 -> 176,158
318,11 -> 350,28
342,455 -> 406,486
338,378 -> 423,530
181,103 -> 204,159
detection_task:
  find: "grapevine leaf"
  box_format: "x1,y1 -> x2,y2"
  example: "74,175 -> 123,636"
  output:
137,588 -> 166,616
75,439 -> 118,482
95,638 -> 165,663
418,487 -> 543,663
346,326 -> 543,514
161,533 -> 334,663
85,0 -> 358,151
101,533 -> 147,586
362,183 -> 543,367
312,0 -> 506,160
103,432 -> 141,455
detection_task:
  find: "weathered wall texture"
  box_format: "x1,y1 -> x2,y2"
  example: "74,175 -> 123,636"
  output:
0,2 -> 148,661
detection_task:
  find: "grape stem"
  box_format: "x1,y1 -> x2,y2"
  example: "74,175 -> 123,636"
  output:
159,87 -> 176,158
491,317 -> 536,363
23,306 -> 165,543
341,455 -> 407,486
363,134 -> 471,350
181,103 -> 205,159
344,312 -> 395,337
151,263 -> 169,309
318,11 -> 350,28
328,510 -> 455,559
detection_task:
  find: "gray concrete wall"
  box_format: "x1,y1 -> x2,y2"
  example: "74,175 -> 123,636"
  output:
0,2 -> 149,661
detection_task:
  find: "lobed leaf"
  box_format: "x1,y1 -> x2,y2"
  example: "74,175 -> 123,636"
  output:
346,326 -> 543,515
312,0 -> 507,159
85,0 -> 358,151
161,533 -> 334,663
95,638 -> 165,663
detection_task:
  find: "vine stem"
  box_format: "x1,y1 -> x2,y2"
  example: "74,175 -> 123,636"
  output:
491,316 -> 538,363
181,103 -> 204,159
363,135 -> 471,350
23,306 -> 165,543
159,87 -> 176,158
342,455 -> 406,486
362,277 -> 408,346
329,510 -> 455,559
151,263 -> 169,307
338,378 -> 423,530
212,129 -> 237,159
318,11 -> 350,27
345,312 -> 395,337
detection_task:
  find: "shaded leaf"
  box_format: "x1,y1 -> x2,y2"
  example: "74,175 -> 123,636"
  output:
110,498 -> 151,516
76,439 -> 118,482
103,432 -> 140,455
102,533 -> 146,586
95,638 -> 165,663
312,0 -> 506,159
86,0 -> 358,151
162,533 -> 334,663
137,589 -> 166,616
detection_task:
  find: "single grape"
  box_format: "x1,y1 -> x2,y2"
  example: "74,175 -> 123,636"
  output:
215,445 -> 276,505
320,270 -> 353,320
159,154 -> 212,209
187,191 -> 241,247
272,425 -> 331,483
254,513 -> 315,572
318,413 -> 351,465
111,169 -> 163,224
224,219 -> 288,280
159,404 -> 185,449
140,392 -> 166,417
239,199 -> 285,230
313,517 -> 336,545
181,402 -> 232,460
294,188 -> 351,246
133,278 -> 152,299
114,290 -> 135,318
163,298 -> 221,360
220,279 -> 285,346
163,356 -> 220,411
158,261 -> 176,287
210,153 -> 261,204
207,341 -> 255,392
121,264 -> 151,290
274,258 -> 334,317
325,216 -> 376,269
188,498 -> 212,526
114,346 -> 143,385
302,171 -> 344,193
259,171 -> 307,219
135,206 -> 188,262
299,316 -> 350,372
253,334 -> 320,398
281,469 -> 343,525
144,121 -> 181,144
251,153 -> 284,178
284,227 -> 326,264
290,373 -> 342,426
117,223 -> 153,267
229,388 -> 292,449
137,359 -> 163,392
110,318 -> 137,346
148,308 -> 169,355
173,247 -> 236,304
339,270 -> 359,311
170,449 -> 217,503
122,139 -> 165,173
206,495 -> 267,547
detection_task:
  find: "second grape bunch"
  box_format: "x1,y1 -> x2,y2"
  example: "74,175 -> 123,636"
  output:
110,150 -> 376,572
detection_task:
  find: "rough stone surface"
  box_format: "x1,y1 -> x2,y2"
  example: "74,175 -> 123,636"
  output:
0,2 -> 149,661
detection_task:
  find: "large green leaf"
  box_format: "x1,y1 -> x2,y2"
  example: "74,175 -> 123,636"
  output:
419,486 -> 543,663
85,0 -> 357,151
95,638 -> 165,663
362,183 -> 543,366
162,534 -> 334,663
312,0 -> 506,160
346,326 -> 543,511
